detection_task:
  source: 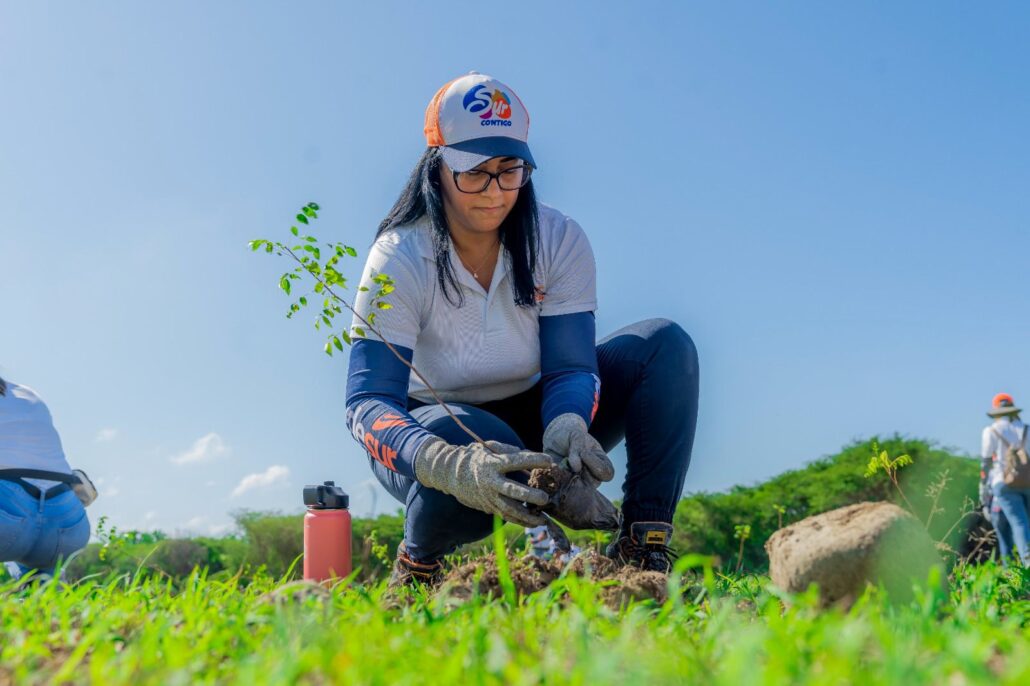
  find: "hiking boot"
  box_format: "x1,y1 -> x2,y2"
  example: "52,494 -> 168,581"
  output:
388,544 -> 444,589
605,521 -> 676,573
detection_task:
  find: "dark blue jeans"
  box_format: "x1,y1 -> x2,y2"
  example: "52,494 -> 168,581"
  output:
370,318 -> 700,562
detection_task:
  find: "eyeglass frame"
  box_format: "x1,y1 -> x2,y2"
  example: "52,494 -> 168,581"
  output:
450,163 -> 534,194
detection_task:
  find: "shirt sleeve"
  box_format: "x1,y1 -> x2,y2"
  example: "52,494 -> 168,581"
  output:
981,427 -> 997,481
351,237 -> 424,350
539,216 -> 598,317
539,311 -> 600,428
346,338 -> 436,480
982,427 -> 996,461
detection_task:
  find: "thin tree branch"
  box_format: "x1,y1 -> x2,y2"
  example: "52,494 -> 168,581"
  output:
281,245 -> 489,449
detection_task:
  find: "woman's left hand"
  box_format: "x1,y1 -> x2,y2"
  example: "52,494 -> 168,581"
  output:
542,413 -> 615,483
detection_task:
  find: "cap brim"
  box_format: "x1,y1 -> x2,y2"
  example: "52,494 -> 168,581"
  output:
439,137 -> 536,172
988,406 -> 1022,417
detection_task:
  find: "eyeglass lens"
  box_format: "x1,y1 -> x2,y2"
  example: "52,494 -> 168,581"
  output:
455,165 -> 532,193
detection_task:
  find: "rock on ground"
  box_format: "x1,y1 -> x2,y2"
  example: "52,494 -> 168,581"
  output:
765,501 -> 946,608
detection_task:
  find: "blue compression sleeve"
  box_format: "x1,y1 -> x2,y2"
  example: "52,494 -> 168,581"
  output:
346,339 -> 436,479
539,312 -> 600,428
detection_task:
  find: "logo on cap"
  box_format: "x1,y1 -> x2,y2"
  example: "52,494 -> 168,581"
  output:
463,85 -> 513,126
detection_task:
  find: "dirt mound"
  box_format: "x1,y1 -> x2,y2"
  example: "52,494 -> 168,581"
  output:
439,550 -> 667,608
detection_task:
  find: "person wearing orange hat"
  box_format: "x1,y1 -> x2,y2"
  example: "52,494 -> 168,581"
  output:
981,393 -> 1029,565
345,72 -> 699,586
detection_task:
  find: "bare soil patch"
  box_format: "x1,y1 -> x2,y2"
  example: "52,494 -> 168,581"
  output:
439,550 -> 668,609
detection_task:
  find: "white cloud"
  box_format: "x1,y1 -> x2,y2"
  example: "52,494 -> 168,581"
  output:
95,477 -> 120,498
143,511 -> 157,523
208,522 -> 235,536
95,428 -> 118,443
231,465 -> 289,498
182,515 -> 207,532
171,432 -> 229,465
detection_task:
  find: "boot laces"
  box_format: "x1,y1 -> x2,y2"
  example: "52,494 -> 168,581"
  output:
619,537 -> 676,572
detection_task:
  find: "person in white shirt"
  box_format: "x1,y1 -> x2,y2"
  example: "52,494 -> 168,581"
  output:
525,524 -> 554,559
0,376 -> 92,579
345,73 -> 699,586
980,392 -> 1030,565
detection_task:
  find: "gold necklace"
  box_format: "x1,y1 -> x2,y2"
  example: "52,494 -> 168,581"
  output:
457,241 -> 499,279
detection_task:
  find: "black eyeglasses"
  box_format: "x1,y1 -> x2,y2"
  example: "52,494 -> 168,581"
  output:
452,164 -> 534,193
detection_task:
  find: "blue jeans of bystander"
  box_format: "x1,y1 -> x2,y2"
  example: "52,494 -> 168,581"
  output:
991,481 -> 1030,565
0,480 -> 90,578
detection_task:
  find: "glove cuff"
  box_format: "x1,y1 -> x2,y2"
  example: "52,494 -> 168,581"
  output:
543,413 -> 588,450
413,437 -> 448,487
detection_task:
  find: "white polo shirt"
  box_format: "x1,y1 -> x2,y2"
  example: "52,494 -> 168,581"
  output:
982,416 -> 1028,487
0,382 -> 73,477
351,203 -> 597,404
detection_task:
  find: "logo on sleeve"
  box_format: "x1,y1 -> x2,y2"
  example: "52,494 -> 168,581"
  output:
462,85 -> 514,127
371,413 -> 407,431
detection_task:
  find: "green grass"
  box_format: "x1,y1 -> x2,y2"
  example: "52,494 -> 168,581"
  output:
2,561 -> 1029,685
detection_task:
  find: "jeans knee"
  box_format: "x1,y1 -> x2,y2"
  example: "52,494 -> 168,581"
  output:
643,318 -> 698,374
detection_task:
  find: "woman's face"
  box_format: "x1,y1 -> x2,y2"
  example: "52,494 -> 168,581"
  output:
439,156 -> 524,237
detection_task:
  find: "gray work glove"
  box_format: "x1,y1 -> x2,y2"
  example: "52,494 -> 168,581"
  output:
414,438 -> 553,527
542,413 -> 615,482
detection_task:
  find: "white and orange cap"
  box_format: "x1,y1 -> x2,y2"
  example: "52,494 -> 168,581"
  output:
424,72 -> 536,172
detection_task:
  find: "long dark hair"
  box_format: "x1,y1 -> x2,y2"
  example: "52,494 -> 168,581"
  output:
377,147 -> 539,308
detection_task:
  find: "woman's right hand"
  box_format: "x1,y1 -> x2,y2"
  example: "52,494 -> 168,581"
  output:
414,438 -> 553,527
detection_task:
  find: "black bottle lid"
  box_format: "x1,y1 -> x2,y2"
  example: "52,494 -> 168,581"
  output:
303,480 -> 350,509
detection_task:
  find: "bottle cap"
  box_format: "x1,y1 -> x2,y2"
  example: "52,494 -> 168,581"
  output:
303,481 -> 350,509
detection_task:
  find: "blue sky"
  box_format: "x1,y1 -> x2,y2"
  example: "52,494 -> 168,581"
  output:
2,2 -> 1028,536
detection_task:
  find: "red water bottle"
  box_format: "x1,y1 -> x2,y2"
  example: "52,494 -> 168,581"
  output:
303,481 -> 352,583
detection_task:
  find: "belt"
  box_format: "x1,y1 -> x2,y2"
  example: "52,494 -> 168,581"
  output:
0,469 -> 78,500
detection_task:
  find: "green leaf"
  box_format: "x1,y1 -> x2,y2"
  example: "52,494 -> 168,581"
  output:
358,286 -> 369,292
376,302 -> 393,310
314,282 -> 324,294
307,202 -> 320,211
322,315 -> 332,327
324,341 -> 333,356
299,297 -> 307,306
341,330 -> 352,345
279,276 -> 291,295
290,226 -> 299,236
265,243 -> 273,253
353,327 -> 366,338
305,236 -> 317,243
345,246 -> 357,257
333,336 -> 344,351
296,214 -> 309,225
249,239 -> 265,251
